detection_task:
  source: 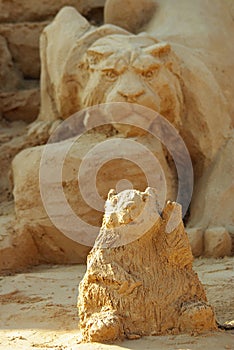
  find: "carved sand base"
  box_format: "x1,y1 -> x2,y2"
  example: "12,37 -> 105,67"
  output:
77,188 -> 217,342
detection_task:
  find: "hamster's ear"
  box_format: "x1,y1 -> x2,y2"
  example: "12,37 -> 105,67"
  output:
108,189 -> 117,200
144,42 -> 171,57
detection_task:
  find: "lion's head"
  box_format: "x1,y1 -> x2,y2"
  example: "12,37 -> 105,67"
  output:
62,33 -> 183,129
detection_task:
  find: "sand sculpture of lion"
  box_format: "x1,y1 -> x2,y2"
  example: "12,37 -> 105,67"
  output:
13,1 -> 233,259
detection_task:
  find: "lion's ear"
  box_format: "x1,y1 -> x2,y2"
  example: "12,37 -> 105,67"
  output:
144,42 -> 171,57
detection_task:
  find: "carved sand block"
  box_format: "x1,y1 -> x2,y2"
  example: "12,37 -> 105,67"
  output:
78,188 -> 217,342
35,5 -> 234,242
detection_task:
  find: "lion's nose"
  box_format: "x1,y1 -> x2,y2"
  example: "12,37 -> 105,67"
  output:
118,89 -> 145,100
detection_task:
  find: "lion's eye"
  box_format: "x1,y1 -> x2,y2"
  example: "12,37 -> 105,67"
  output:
142,70 -> 154,79
89,56 -> 98,65
104,70 -> 118,81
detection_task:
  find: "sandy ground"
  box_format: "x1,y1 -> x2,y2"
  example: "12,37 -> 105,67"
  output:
0,258 -> 233,350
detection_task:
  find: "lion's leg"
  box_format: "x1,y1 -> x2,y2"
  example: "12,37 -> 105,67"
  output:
104,0 -> 157,33
27,7 -> 91,143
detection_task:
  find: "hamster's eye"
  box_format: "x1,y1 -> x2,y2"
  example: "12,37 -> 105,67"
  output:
104,70 -> 118,81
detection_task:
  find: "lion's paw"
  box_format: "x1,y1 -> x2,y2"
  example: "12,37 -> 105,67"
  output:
26,120 -> 62,145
